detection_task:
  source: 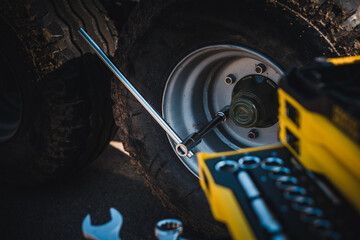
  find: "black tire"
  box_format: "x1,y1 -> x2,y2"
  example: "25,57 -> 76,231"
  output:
0,0 -> 118,184
112,0 -> 359,237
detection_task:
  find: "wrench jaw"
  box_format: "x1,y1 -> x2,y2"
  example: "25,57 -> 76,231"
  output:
82,208 -> 123,240
82,214 -> 97,240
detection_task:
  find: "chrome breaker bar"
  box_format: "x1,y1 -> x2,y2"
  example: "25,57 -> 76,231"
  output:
79,28 -> 227,158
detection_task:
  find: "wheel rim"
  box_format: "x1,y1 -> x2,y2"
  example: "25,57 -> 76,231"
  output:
162,45 -> 283,176
0,53 -> 22,143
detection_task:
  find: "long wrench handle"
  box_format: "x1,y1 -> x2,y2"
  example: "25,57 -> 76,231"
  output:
78,28 -> 193,158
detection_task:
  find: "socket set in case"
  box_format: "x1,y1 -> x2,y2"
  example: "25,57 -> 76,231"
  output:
200,145 -> 360,240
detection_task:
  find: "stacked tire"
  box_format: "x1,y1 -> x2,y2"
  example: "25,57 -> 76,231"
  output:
0,0 -> 118,184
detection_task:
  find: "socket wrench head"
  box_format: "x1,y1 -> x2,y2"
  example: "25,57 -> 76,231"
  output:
155,219 -> 183,240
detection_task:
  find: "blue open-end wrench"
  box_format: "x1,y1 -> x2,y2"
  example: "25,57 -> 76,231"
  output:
82,208 -> 123,240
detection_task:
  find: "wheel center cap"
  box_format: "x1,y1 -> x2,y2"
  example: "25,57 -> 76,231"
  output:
230,98 -> 258,127
229,74 -> 278,128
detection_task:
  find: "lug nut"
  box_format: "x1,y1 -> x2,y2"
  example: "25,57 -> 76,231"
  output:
255,63 -> 267,74
224,74 -> 236,85
248,129 -> 259,139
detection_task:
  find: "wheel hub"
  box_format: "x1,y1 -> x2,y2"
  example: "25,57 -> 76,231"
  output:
162,45 -> 283,176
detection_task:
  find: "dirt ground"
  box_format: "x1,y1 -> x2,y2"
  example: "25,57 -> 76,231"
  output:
0,133 -> 203,240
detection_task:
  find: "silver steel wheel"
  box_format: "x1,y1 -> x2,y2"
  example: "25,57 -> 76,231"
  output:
162,45 -> 283,176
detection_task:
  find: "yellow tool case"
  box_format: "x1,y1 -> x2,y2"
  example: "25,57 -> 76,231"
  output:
198,57 -> 360,240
